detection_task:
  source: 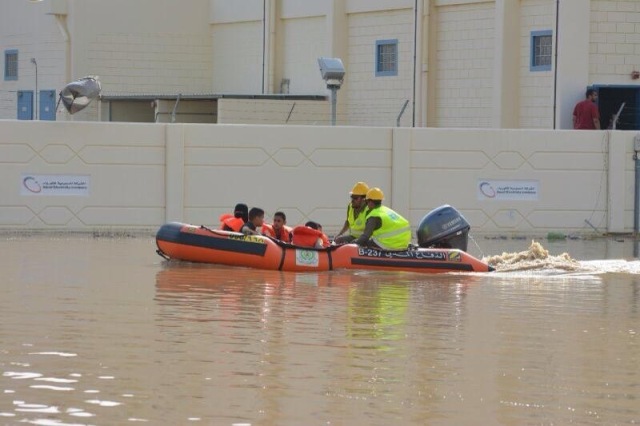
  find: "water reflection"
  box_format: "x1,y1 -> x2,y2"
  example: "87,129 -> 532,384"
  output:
153,264 -> 484,422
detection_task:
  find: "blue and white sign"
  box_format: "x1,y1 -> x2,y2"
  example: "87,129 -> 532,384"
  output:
477,180 -> 539,201
21,174 -> 90,196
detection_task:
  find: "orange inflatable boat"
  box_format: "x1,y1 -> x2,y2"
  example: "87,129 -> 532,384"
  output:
155,221 -> 494,274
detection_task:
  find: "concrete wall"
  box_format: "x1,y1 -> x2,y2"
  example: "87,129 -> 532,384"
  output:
434,1 -> 495,128
72,0 -> 212,96
217,99 -> 329,125
0,120 -> 635,236
519,0 -> 555,129
346,7 -> 415,127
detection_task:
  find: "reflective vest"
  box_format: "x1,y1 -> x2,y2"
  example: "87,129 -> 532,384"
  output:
292,225 -> 325,248
262,223 -> 292,242
347,204 -> 367,238
366,205 -> 411,250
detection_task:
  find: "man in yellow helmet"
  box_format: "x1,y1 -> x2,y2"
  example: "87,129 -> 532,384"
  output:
354,187 -> 412,250
334,181 -> 370,244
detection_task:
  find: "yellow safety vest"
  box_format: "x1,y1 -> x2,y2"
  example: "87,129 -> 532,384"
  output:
366,205 -> 411,250
347,203 -> 367,238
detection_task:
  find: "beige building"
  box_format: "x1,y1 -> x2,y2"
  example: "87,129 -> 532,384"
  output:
2,0 -> 640,129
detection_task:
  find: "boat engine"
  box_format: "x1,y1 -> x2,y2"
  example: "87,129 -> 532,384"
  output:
416,205 -> 470,251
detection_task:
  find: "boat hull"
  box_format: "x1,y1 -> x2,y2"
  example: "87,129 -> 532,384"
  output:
156,222 -> 494,273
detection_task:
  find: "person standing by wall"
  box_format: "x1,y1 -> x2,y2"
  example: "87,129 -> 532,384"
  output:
573,89 -> 601,130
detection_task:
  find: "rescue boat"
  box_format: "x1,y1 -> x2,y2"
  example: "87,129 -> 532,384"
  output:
155,205 -> 494,274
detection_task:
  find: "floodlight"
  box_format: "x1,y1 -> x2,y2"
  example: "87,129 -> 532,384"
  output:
317,57 -> 345,125
318,57 -> 345,87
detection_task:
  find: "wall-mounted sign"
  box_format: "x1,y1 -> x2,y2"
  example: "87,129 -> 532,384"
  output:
21,174 -> 90,196
477,179 -> 538,201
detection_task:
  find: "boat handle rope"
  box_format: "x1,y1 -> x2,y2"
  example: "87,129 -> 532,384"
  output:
156,248 -> 170,261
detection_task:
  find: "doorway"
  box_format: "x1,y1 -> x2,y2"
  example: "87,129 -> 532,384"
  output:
593,85 -> 640,130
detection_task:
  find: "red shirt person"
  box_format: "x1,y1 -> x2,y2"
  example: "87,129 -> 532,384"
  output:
573,89 -> 601,130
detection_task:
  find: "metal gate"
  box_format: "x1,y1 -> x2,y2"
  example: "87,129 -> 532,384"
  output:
40,90 -> 57,121
17,90 -> 33,120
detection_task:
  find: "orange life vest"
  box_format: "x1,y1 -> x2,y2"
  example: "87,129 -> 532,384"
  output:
219,214 -> 244,232
319,233 -> 330,248
262,224 -> 292,242
292,225 -> 326,248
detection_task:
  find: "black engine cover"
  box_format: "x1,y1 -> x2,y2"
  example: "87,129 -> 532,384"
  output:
416,205 -> 470,251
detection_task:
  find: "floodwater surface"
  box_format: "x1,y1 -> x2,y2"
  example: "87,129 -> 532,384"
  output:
0,234 -> 639,425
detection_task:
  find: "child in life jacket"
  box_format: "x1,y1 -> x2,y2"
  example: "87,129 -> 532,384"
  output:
261,211 -> 292,242
292,221 -> 330,248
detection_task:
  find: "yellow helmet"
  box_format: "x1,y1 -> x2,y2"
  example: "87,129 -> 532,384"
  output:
366,187 -> 384,201
349,181 -> 369,196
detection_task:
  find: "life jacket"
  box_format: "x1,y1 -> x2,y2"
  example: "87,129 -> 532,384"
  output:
347,203 -> 367,238
220,214 -> 244,232
366,205 -> 411,250
262,223 -> 292,242
292,225 -> 324,248
219,213 -> 233,227
320,233 -> 330,247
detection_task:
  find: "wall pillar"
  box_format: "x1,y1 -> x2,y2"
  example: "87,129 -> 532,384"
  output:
493,0 -> 520,128
326,0 -> 348,124
391,128 -> 412,216
425,0 -> 438,127
608,132 -> 628,233
165,124 -> 185,222
555,0 -> 590,129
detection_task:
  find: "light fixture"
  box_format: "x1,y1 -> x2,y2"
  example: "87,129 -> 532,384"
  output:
317,57 -> 345,126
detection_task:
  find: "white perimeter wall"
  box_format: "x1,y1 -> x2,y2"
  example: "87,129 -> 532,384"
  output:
0,120 -> 634,237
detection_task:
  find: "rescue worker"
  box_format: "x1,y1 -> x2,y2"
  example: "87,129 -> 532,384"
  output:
334,181 -> 369,244
262,211 -> 292,242
355,187 -> 411,250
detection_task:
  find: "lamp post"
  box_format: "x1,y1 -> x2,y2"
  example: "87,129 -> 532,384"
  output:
318,57 -> 345,126
30,58 -> 38,120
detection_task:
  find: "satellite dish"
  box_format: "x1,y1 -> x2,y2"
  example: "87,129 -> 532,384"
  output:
58,76 -> 101,114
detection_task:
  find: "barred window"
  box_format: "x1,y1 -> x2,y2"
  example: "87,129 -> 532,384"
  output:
376,39 -> 398,77
5,50 -> 18,80
531,31 -> 552,71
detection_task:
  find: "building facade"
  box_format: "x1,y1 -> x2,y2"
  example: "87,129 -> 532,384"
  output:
2,0 -> 640,129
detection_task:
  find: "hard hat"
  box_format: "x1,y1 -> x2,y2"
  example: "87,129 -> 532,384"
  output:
349,182 -> 369,196
366,187 -> 384,201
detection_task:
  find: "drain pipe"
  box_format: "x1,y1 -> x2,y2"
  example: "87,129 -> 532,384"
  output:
171,94 -> 181,123
634,134 -> 640,235
397,100 -> 409,127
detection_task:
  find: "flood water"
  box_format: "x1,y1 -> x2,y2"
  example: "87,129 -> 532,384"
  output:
1,234 -> 639,425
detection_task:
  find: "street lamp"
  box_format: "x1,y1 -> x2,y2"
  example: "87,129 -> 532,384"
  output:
317,57 -> 345,126
31,58 -> 38,120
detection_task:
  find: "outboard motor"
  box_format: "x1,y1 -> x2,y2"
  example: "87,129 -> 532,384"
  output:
416,205 -> 470,251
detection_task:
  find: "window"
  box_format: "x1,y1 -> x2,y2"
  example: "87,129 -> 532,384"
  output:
5,49 -> 18,80
376,39 -> 398,77
530,31 -> 552,71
